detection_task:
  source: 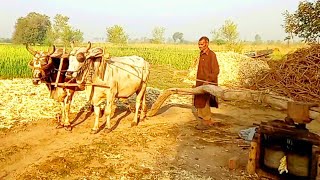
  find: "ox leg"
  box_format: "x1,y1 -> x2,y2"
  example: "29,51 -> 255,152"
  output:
140,89 -> 147,121
56,102 -> 65,129
91,105 -> 101,134
132,85 -> 146,127
104,88 -> 116,132
84,85 -> 94,112
63,91 -> 74,131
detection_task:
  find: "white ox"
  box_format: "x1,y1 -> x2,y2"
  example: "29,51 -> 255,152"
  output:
66,47 -> 150,133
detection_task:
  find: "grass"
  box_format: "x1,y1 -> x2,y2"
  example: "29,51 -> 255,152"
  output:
0,43 -> 305,79
148,65 -> 190,89
0,44 -> 48,79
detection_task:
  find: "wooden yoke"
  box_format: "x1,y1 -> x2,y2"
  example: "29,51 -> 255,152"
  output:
52,48 -> 66,88
54,57 -> 64,88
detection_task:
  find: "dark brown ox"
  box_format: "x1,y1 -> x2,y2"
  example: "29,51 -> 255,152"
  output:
68,47 -> 150,133
26,43 -> 91,130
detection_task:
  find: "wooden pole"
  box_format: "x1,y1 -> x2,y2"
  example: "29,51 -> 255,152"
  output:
317,154 -> 320,180
54,58 -> 64,87
311,146 -> 320,179
146,85 -> 223,117
49,82 -> 110,88
195,79 -> 218,85
247,141 -> 258,174
255,133 -> 261,170
146,85 -> 320,122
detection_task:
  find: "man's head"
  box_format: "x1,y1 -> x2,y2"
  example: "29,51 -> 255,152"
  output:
198,36 -> 209,52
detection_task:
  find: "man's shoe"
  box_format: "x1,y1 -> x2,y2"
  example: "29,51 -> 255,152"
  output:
195,123 -> 210,130
202,119 -> 216,126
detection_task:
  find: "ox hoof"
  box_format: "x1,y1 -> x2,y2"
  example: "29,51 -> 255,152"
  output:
56,124 -> 64,129
104,128 -> 112,133
131,122 -> 138,127
64,125 -> 72,131
90,129 -> 99,134
140,117 -> 146,122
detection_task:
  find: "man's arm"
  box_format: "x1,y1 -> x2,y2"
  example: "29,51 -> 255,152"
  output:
207,52 -> 219,82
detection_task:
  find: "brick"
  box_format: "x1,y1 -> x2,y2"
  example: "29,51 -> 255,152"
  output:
229,156 -> 239,170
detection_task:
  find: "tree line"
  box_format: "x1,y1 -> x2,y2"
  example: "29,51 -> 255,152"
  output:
12,12 -> 83,46
283,0 -> 319,44
10,0 -> 319,45
10,12 -> 257,46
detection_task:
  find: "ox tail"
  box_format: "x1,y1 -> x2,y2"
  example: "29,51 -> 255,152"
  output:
143,62 -> 151,84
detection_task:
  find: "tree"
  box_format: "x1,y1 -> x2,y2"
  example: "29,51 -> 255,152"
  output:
106,25 -> 128,44
50,14 -> 84,45
220,20 -> 239,44
172,32 -> 183,43
282,10 -> 297,44
254,34 -> 262,44
151,27 -> 165,44
0,38 -> 12,43
211,20 -> 239,45
12,12 -> 51,44
283,0 -> 320,43
210,29 -> 226,45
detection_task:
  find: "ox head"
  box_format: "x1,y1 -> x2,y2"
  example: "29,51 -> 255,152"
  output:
65,41 -> 91,79
26,44 -> 55,85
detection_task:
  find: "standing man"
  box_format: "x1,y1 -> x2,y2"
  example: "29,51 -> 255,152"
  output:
194,36 -> 220,130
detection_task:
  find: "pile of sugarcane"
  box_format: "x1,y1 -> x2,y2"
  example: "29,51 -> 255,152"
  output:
253,44 -> 320,103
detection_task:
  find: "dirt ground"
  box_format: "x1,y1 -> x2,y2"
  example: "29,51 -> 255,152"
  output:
1,92 -> 320,180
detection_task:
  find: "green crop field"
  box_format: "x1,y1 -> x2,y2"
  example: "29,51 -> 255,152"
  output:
0,43 -> 200,79
0,43 -> 302,79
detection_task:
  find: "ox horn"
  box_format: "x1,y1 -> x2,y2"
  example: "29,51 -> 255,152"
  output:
48,45 -> 56,55
71,41 -> 75,49
26,44 -> 36,56
86,41 -> 91,52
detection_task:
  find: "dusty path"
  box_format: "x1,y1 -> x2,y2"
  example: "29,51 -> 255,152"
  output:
0,98 -> 320,179
2,98 -> 318,179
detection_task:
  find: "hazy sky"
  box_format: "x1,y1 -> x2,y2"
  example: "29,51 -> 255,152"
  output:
0,0 -> 301,41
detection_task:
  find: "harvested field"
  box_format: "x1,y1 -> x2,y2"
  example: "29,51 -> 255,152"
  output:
1,45 -> 319,180
3,79 -> 319,179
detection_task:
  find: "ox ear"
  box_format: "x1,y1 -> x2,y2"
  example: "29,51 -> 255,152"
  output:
28,60 -> 34,68
48,45 -> 56,55
86,41 -> 91,52
26,44 -> 36,56
76,53 -> 86,62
